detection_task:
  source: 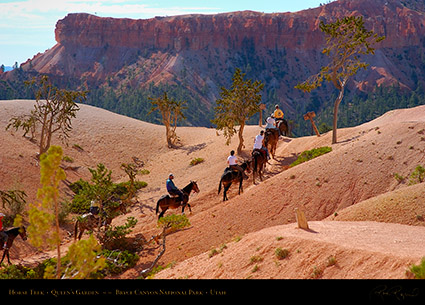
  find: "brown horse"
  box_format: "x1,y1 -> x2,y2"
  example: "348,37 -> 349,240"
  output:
218,160 -> 252,201
0,226 -> 27,265
265,128 -> 279,159
276,119 -> 290,137
252,148 -> 267,184
74,201 -> 126,240
156,181 -> 200,219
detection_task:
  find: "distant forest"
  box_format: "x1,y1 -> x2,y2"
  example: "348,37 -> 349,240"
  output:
2,71 -> 425,137
84,81 -> 425,137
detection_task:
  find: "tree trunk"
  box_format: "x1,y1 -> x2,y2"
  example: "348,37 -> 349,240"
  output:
164,122 -> 172,148
140,229 -> 167,278
53,189 -> 61,279
332,87 -> 345,144
237,122 -> 245,154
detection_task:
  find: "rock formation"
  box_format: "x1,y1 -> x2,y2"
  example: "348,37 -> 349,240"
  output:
2,0 -> 425,123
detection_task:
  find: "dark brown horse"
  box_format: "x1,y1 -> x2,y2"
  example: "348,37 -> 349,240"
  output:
0,226 -> 27,265
156,181 -> 200,219
218,160 -> 252,201
265,128 -> 279,159
276,119 -> 290,137
74,201 -> 126,240
252,148 -> 267,184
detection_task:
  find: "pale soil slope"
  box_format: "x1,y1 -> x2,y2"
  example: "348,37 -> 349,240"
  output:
155,221 -> 425,279
2,100 -> 425,280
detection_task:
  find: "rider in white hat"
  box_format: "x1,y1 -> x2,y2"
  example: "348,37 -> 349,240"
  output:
0,213 -> 8,250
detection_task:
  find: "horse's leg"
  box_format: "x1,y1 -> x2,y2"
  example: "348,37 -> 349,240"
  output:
74,220 -> 79,241
78,224 -> 84,240
223,183 -> 230,201
7,250 -> 11,265
0,250 -> 5,265
238,176 -> 243,194
253,155 -> 257,185
158,207 -> 167,220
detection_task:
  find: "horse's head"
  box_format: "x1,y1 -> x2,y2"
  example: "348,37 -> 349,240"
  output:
243,159 -> 252,173
190,181 -> 200,193
18,226 -> 27,241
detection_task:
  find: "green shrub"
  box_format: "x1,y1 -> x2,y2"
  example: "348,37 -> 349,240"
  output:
409,257 -> 425,279
275,248 -> 289,260
190,157 -> 205,166
100,216 -> 138,249
0,264 -> 37,279
102,249 -> 139,275
290,147 -> 332,167
68,178 -> 147,214
409,165 -> 425,185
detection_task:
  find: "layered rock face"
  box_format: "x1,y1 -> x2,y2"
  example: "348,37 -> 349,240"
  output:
5,0 -> 425,111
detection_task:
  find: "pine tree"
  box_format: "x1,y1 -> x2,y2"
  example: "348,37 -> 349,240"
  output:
212,68 -> 264,154
296,16 -> 385,144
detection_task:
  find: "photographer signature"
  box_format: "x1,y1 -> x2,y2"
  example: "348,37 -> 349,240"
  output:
370,285 -> 420,302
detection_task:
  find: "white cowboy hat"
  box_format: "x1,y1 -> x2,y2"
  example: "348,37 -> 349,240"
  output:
0,213 -> 5,217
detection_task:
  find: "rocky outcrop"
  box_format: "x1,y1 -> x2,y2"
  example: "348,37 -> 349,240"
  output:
3,0 -> 425,117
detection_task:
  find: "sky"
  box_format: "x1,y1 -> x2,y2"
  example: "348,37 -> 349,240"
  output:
0,0 -> 326,67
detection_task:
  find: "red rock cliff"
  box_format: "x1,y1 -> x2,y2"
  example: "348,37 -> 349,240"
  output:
4,0 -> 425,113
54,0 -> 425,52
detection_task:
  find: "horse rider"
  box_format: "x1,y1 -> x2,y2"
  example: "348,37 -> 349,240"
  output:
0,213 -> 8,250
166,174 -> 184,203
272,105 -> 284,136
89,200 -> 100,216
265,116 -> 277,130
253,130 -> 270,160
227,150 -> 248,179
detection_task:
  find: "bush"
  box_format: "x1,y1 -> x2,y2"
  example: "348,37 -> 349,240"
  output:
102,249 -> 139,275
290,146 -> 332,167
408,257 -> 425,279
100,216 -> 138,249
190,157 -> 205,166
0,264 -> 37,279
68,178 -> 147,214
409,165 -> 425,185
275,248 -> 289,260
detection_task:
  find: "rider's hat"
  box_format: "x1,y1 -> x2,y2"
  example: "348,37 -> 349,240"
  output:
169,173 -> 174,177
0,213 -> 5,217
275,104 -> 279,108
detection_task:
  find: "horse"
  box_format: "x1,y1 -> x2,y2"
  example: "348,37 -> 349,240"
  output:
252,148 -> 268,184
276,119 -> 290,137
218,160 -> 252,201
74,201 -> 126,241
156,181 -> 200,220
0,226 -> 27,266
265,128 -> 279,159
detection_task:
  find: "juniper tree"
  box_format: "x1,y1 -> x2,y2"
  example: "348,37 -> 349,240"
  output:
296,16 -> 385,144
212,68 -> 264,154
7,75 -> 87,156
149,92 -> 187,148
28,145 -> 66,279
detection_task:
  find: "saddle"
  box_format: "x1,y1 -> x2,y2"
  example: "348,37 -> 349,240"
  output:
225,166 -> 239,174
252,148 -> 267,159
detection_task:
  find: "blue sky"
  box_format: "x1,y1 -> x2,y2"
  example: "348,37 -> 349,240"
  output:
0,0 -> 325,67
